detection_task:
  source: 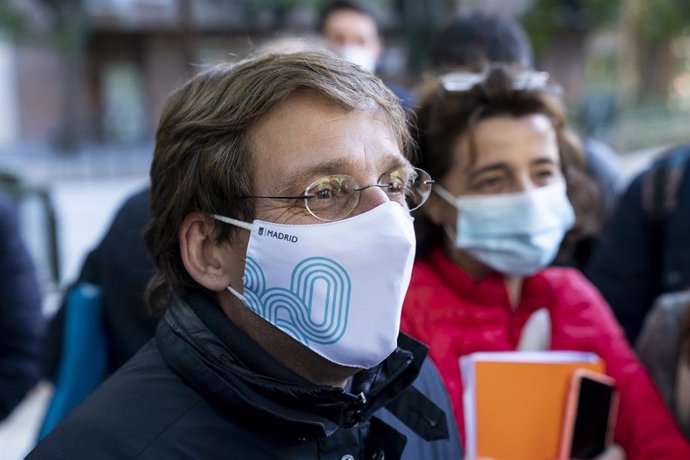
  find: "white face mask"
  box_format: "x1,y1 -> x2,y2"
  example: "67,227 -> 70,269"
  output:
213,202 -> 416,369
333,45 -> 378,73
435,182 -> 575,276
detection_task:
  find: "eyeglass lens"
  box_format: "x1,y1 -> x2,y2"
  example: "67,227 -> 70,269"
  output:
305,175 -> 358,221
304,167 -> 433,221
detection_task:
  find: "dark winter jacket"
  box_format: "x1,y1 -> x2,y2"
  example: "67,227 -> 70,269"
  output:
586,145 -> 690,343
0,193 -> 43,420
29,292 -> 462,459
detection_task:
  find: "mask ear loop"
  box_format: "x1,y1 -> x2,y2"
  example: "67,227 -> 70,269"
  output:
433,185 -> 458,206
211,214 -> 253,299
431,185 -> 462,248
226,285 -> 244,301
212,214 -> 254,231
442,224 -> 457,247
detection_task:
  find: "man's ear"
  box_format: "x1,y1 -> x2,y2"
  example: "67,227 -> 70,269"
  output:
179,212 -> 234,292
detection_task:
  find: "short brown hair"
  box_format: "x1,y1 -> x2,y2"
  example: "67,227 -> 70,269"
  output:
144,51 -> 411,315
413,64 -> 601,257
317,0 -> 378,34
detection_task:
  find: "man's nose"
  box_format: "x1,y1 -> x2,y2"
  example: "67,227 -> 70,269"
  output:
352,185 -> 390,217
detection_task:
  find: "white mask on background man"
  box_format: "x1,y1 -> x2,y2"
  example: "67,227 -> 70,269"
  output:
213,201 -> 416,369
333,45 -> 378,73
435,182 -> 575,276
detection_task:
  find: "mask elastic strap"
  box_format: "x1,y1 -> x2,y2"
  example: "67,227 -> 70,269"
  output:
226,285 -> 244,301
433,185 -> 458,207
442,224 -> 457,246
212,214 -> 254,231
213,215 -> 251,302
435,186 -> 460,246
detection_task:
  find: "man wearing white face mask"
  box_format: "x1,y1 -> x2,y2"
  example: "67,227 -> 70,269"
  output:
318,0 -> 381,73
28,52 -> 463,460
400,65 -> 690,459
318,0 -> 414,110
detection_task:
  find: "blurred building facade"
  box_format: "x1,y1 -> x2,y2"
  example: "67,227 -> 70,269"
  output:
0,0 -> 688,154
4,0 -> 281,149
0,0 -> 426,151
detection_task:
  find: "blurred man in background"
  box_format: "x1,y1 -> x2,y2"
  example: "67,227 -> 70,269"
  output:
318,0 -> 382,73
318,0 -> 413,109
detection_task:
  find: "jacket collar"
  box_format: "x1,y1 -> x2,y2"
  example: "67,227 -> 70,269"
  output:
156,292 -> 427,439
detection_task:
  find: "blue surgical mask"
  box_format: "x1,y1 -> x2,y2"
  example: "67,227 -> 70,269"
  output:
435,182 -> 575,276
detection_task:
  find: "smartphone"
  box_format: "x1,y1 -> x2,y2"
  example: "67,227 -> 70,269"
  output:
559,369 -> 619,459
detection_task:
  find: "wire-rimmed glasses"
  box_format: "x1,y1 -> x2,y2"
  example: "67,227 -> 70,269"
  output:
247,166 -> 434,221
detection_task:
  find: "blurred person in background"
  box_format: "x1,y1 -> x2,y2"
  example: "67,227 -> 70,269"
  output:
586,144 -> 690,344
637,289 -> 690,438
318,0 -> 414,109
400,64 -> 690,459
30,51 -> 462,459
41,188 -> 156,378
0,193 -> 43,421
431,11 -> 533,71
430,11 -> 625,269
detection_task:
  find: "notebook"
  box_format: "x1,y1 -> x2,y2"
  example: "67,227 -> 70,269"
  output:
461,351 -> 605,460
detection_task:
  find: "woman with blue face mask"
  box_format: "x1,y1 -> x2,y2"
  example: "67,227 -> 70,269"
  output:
400,64 -> 690,459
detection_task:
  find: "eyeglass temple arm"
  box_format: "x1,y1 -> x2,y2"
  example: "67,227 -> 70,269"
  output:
244,194 -> 316,200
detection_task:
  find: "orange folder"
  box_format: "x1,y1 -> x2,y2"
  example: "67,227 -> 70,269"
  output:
461,351 -> 605,460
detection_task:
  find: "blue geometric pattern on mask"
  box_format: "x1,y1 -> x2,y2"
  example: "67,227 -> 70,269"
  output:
242,256 -> 352,345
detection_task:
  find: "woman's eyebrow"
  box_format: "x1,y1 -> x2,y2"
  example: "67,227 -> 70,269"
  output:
531,158 -> 558,167
469,163 -> 508,179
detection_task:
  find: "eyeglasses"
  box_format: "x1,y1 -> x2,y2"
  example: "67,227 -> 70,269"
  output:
440,70 -> 562,96
246,166 -> 434,221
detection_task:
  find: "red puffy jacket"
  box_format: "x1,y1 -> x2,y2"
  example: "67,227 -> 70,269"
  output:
401,248 -> 690,460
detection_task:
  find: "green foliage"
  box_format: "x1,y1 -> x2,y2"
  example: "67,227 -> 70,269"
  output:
0,0 -> 84,51
639,0 -> 690,42
522,0 -> 690,49
0,0 -> 30,38
248,0 -> 387,12
521,0 -> 619,50
250,0 -> 323,10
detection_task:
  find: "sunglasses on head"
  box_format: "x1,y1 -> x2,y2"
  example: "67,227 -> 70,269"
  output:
440,69 -> 562,97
